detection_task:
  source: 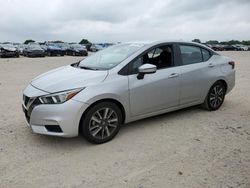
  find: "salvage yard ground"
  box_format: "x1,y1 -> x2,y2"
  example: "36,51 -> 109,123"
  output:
0,51 -> 250,188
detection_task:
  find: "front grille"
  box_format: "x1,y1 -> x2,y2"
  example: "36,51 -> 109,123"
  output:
22,105 -> 30,123
27,98 -> 42,116
22,95 -> 42,123
23,95 -> 30,106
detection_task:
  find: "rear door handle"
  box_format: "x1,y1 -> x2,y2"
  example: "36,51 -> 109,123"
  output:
168,73 -> 179,78
208,63 -> 214,68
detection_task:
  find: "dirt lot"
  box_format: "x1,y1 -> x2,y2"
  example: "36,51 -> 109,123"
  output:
0,52 -> 250,188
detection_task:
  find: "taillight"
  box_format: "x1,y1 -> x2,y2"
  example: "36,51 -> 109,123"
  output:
228,61 -> 235,69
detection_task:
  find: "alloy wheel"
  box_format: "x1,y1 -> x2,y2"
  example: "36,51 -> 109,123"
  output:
89,107 -> 118,140
209,84 -> 225,109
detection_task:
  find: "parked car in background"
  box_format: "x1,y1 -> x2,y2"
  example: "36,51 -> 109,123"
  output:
67,44 -> 88,56
89,44 -> 97,52
233,44 -> 248,51
16,44 -> 27,55
0,44 -> 19,58
22,41 -> 235,144
95,44 -> 104,51
224,45 -> 238,51
210,44 -> 225,51
46,44 -> 65,56
56,43 -> 70,52
90,44 -> 104,52
23,44 -> 46,57
40,44 -> 48,52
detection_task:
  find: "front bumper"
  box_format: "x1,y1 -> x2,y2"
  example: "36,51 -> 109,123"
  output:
22,84 -> 89,137
226,70 -> 235,94
0,51 -> 18,57
28,51 -> 45,57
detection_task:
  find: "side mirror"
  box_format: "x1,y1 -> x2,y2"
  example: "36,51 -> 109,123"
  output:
137,64 -> 157,79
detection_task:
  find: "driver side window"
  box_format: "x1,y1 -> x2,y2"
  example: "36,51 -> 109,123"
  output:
130,45 -> 173,74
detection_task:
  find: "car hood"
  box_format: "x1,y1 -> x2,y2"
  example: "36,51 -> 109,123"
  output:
31,65 -> 108,93
48,46 -> 62,50
2,47 -> 17,52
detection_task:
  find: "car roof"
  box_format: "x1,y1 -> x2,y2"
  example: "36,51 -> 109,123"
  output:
125,40 -> 213,48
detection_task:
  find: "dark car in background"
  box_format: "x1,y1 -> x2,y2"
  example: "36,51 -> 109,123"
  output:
0,44 -> 19,58
56,43 -> 70,52
67,44 -> 88,56
210,44 -> 225,51
224,45 -> 238,51
46,44 -> 65,56
23,44 -> 46,57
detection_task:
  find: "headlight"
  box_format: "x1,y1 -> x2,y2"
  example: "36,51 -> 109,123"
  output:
38,88 -> 84,104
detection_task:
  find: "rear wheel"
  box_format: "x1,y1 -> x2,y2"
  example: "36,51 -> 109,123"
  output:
81,102 -> 122,144
203,81 -> 226,111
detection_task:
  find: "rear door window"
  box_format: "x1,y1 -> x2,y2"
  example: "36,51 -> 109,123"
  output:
180,45 -> 203,65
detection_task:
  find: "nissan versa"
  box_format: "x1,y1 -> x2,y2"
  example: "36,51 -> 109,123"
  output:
22,41 -> 235,144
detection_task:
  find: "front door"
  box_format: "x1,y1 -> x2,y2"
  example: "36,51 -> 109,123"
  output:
128,44 -> 180,116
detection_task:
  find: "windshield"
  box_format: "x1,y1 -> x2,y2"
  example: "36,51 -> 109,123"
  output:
29,44 -> 42,50
71,44 -> 84,49
2,44 -> 15,48
79,43 -> 144,70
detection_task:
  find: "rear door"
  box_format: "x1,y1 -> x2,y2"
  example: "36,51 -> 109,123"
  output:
177,44 -> 215,104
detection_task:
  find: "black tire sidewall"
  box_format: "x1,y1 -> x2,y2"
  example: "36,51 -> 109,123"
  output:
207,82 -> 226,110
81,102 -> 122,144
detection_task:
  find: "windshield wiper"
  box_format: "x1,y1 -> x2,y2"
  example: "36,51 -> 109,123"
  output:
79,66 -> 100,70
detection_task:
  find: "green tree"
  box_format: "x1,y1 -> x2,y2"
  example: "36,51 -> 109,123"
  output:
79,39 -> 91,45
227,40 -> 241,45
24,39 -> 35,44
242,40 -> 250,45
79,38 -> 92,51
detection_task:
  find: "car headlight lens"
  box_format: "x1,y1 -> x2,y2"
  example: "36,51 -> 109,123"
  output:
38,88 -> 84,104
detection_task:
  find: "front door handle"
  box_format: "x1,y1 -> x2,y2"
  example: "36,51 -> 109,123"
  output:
168,73 -> 179,78
208,63 -> 214,68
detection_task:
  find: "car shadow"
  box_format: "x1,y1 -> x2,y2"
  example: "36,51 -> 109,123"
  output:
120,105 -> 203,131
30,105 -> 205,149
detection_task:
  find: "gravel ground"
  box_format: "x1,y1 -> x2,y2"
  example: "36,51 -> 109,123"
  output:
0,52 -> 250,188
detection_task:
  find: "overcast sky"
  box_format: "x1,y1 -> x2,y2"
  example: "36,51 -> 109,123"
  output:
0,0 -> 250,43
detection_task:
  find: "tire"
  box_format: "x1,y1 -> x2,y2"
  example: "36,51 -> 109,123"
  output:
81,102 -> 122,144
72,52 -> 76,56
203,81 -> 226,111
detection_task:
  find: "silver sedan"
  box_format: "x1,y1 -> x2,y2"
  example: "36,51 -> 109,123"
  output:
22,41 -> 235,144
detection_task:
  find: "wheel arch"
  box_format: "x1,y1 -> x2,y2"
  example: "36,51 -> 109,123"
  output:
78,98 -> 126,134
215,79 -> 228,93
203,78 -> 228,102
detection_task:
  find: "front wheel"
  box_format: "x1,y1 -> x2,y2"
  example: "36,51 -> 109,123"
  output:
81,102 -> 122,144
203,81 -> 226,111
